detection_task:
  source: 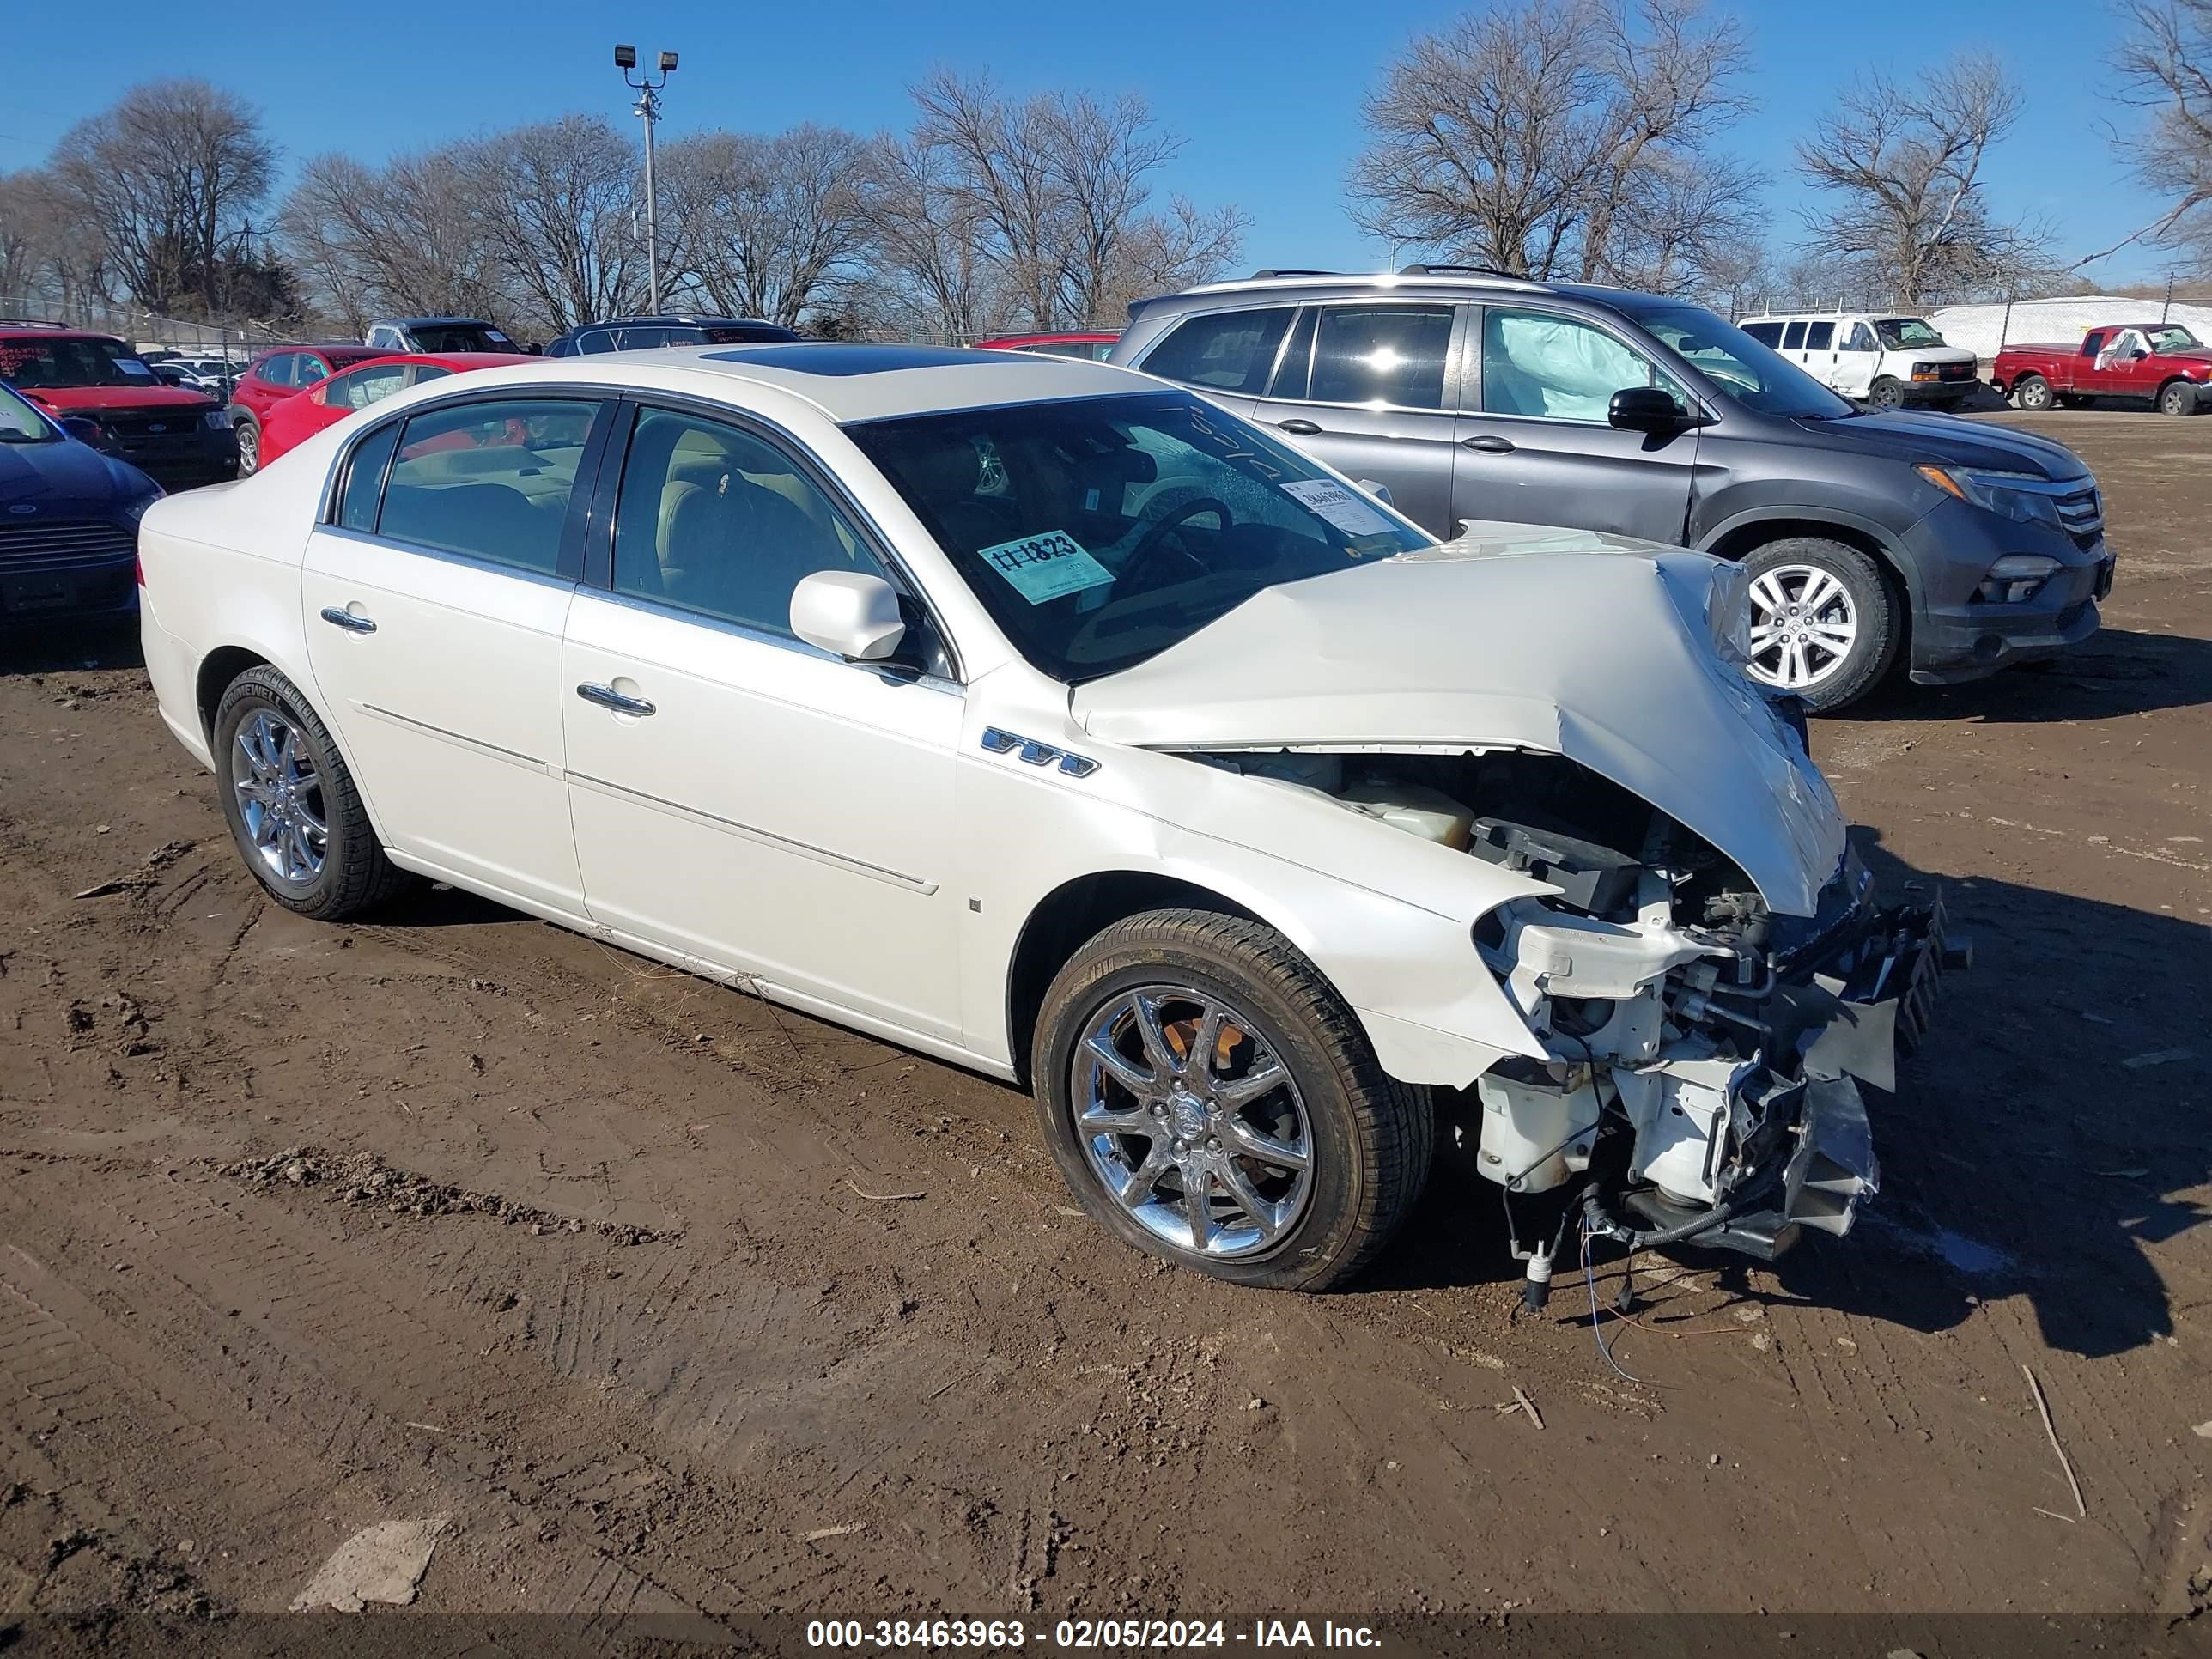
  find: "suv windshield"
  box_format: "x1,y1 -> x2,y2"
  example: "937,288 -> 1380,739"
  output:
0,336 -> 162,391
1875,318 -> 1947,349
0,382 -> 58,441
849,391 -> 1431,683
1609,299 -> 1857,418
2148,325 -> 2202,352
409,323 -> 512,353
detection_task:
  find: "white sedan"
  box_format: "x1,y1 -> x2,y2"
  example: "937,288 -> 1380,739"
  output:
138,344 -> 1956,1292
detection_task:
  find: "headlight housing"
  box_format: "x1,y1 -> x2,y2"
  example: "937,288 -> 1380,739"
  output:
1915,464 -> 2066,532
203,409 -> 233,431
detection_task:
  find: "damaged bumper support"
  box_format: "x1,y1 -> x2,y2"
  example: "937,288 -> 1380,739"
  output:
1474,863 -> 1966,1281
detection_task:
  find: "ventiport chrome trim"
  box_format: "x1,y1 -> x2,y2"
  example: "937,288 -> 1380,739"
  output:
981,726 -> 1099,778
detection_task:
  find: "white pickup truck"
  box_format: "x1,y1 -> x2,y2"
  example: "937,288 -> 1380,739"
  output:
1739,313 -> 1979,410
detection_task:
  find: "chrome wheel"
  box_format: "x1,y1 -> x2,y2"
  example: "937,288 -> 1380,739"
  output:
231,708 -> 327,884
1073,986 -> 1313,1260
2017,377 -> 2052,412
234,421 -> 259,475
1747,563 -> 1857,692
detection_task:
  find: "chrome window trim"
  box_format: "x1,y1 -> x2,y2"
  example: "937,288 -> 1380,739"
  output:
313,522 -> 582,594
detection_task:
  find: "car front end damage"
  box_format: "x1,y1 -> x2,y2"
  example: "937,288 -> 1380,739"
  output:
1464,817 -> 1967,1304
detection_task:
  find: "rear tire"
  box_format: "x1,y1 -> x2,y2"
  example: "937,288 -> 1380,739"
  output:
2159,380 -> 2200,417
1033,909 -> 1431,1291
2013,374 -> 2054,413
233,416 -> 261,476
211,665 -> 410,921
1741,538 -> 1900,713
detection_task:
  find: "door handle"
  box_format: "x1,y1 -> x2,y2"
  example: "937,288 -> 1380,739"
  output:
319,605 -> 376,634
1460,434 -> 1516,453
575,683 -> 656,717
1275,418 -> 1322,435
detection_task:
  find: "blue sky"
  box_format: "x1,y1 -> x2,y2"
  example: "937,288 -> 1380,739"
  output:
0,0 -> 2179,287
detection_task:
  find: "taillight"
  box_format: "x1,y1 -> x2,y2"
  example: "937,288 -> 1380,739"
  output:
134,555 -> 145,586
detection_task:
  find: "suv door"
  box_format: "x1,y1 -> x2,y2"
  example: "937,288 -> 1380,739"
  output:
300,393 -> 612,915
560,402 -> 963,1042
1452,303 -> 1698,544
1246,301 -> 1465,538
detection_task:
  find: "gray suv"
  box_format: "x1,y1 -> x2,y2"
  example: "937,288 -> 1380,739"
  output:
1115,268 -> 2113,709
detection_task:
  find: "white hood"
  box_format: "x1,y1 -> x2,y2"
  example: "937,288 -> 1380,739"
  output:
1071,526 -> 1849,917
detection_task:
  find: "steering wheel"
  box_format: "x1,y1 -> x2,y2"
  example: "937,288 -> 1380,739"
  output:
1120,495 -> 1231,591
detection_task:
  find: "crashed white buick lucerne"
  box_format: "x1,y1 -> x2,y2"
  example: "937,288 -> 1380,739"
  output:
137,343 -> 1961,1291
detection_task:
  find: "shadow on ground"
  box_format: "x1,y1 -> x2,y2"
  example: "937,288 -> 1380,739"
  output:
0,617 -> 143,677
1375,828 -> 2210,1362
1844,628 -> 2212,723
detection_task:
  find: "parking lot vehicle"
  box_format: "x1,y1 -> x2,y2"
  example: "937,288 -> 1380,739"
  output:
0,324 -> 239,492
543,316 -> 800,356
228,345 -> 388,475
137,344 -> 1955,1291
364,317 -> 519,354
1991,323 -> 2212,416
0,380 -> 164,624
256,351 -> 537,467
1739,312 -> 1978,408
1116,270 -> 2112,709
975,331 -> 1121,361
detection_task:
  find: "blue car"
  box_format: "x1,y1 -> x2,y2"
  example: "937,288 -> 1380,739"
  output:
0,380 -> 165,626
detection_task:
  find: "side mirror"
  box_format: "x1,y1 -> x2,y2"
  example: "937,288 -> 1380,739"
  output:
1355,477 -> 1393,505
790,569 -> 906,661
58,416 -> 114,452
153,365 -> 186,386
1609,386 -> 1692,432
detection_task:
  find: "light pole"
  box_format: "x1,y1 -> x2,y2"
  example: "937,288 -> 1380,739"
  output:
615,44 -> 678,316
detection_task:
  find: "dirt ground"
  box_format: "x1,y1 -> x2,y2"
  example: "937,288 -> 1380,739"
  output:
1,409 -> 2208,1645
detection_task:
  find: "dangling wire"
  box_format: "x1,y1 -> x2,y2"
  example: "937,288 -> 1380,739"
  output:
1583,1224 -> 1644,1385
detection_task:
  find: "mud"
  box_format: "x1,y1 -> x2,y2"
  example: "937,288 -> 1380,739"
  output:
0,410 -> 2206,1638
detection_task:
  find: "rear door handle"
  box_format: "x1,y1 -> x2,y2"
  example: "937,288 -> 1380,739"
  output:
575,683 -> 656,717
1275,418 -> 1322,435
319,606 -> 376,634
1460,434 -> 1516,453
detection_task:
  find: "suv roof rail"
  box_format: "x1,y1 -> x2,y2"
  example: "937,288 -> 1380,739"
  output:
1398,263 -> 1527,280
1249,269 -> 1344,280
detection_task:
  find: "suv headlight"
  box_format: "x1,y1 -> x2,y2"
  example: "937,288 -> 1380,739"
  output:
1974,553 -> 2060,604
203,409 -> 233,430
1915,465 -> 2065,532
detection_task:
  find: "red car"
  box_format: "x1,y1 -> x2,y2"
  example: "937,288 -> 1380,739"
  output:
1992,322 -> 2212,416
0,324 -> 238,490
257,352 -> 538,467
228,344 -> 392,473
974,331 -> 1121,361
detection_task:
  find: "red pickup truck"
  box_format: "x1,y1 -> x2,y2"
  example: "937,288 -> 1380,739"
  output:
1992,322 -> 2212,416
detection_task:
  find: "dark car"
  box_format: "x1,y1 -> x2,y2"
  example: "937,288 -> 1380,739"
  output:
543,315 -> 801,356
1115,270 -> 2111,710
0,380 -> 163,626
0,325 -> 239,493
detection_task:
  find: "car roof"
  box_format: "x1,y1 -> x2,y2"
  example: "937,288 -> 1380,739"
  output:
353,351 -> 538,370
376,316 -> 495,327
384,342 -> 1155,423
0,325 -> 134,342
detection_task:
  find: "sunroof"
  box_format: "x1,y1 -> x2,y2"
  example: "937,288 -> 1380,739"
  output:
703,343 -> 1050,376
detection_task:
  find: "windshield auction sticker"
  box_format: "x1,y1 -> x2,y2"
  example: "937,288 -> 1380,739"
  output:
1279,478 -> 1395,538
976,529 -> 1115,605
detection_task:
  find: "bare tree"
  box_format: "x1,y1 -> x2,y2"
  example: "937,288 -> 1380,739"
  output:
49,79 -> 276,316
867,134 -> 1002,343
2097,0 -> 2212,271
454,116 -> 646,333
1347,0 -> 1758,289
1795,54 -> 2050,305
278,149 -> 509,332
911,70 -> 1243,331
661,125 -> 877,327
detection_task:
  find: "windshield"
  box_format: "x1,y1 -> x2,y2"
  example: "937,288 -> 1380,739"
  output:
1875,318 -> 1946,349
1613,300 -> 1857,418
2148,325 -> 2201,352
848,391 -> 1432,683
0,336 -> 163,391
0,382 -> 58,442
409,323 -> 512,353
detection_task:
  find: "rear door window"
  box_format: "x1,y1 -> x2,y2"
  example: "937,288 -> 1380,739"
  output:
1139,307 -> 1296,394
1781,321 -> 1808,350
374,398 -> 602,574
1803,321 -> 1835,350
1306,304 -> 1455,408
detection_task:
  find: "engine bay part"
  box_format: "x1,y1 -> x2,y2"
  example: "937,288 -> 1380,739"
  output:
1196,744 -> 1957,1265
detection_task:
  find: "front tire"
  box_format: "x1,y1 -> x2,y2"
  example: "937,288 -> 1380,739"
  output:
2014,374 -> 2055,412
1869,376 -> 1905,409
233,416 -> 261,476
1033,909 -> 1431,1291
1741,538 -> 1900,713
212,665 -> 410,920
